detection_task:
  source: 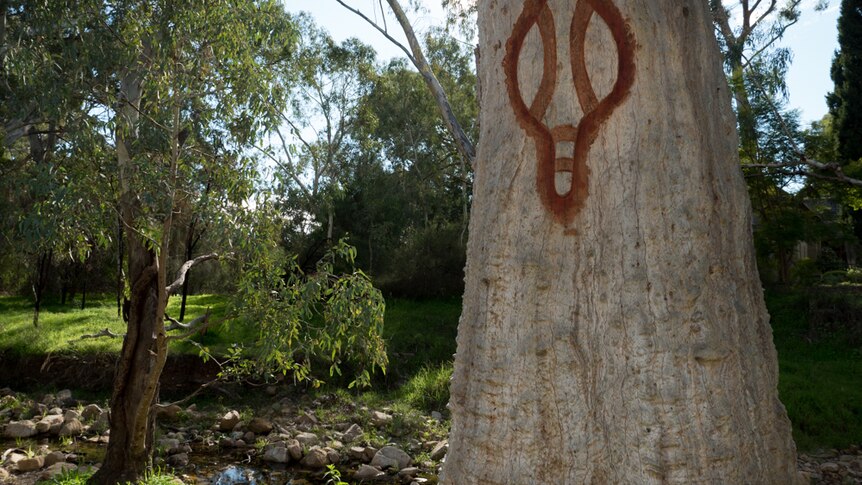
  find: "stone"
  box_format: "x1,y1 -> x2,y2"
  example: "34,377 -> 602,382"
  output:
349,446 -> 368,461
287,439 -> 303,461
342,423 -> 363,443
7,452 -> 26,465
266,386 -> 278,396
353,464 -> 385,480
430,440 -> 447,461
17,455 -> 45,472
328,440 -> 344,450
81,404 -> 103,420
40,462 -> 77,480
36,415 -> 64,434
56,389 -> 73,404
158,438 -> 182,455
4,420 -> 38,438
300,446 -> 329,468
370,411 -> 392,427
295,432 -> 319,446
410,479 -> 429,485
325,447 -> 340,464
0,467 -> 9,480
48,407 -> 62,415
296,412 -> 318,427
166,452 -> 189,467
820,462 -> 840,473
398,466 -> 420,479
243,431 -> 256,443
63,410 -> 82,422
156,404 -> 182,420
44,451 -> 66,467
430,411 -> 443,421
370,446 -> 411,470
219,437 -> 234,448
219,410 -> 241,431
234,439 -> 247,447
248,417 -> 273,434
59,418 -> 84,437
41,394 -> 56,405
263,446 -> 290,463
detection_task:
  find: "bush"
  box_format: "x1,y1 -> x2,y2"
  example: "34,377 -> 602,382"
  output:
790,258 -> 820,286
377,223 -> 466,299
398,363 -> 453,412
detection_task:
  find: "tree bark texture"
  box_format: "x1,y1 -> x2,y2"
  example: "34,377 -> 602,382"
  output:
442,1 -> 800,483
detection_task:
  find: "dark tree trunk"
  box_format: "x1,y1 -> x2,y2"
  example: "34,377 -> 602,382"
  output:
117,215 -> 124,318
179,217 -> 198,322
90,232 -> 167,484
32,250 -> 52,327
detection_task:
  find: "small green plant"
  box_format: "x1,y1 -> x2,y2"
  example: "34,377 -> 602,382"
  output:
254,438 -> 267,452
59,435 -> 74,448
324,464 -> 348,485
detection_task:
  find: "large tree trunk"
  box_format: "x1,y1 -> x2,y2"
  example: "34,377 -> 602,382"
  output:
442,1 -> 800,483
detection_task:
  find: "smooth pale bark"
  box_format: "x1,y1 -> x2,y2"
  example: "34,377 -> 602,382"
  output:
442,1 -> 800,483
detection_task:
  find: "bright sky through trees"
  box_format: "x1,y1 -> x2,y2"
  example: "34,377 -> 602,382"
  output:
288,0 -> 839,124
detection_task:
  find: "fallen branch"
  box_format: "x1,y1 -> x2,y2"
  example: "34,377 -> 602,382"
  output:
69,328 -> 124,344
741,158 -> 862,187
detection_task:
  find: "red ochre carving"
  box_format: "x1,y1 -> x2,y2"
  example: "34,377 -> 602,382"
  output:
504,0 -> 636,224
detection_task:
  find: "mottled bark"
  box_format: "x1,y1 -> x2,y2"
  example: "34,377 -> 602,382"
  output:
442,1 -> 800,483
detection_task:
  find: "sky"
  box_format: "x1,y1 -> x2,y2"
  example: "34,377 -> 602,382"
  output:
286,0 -> 841,125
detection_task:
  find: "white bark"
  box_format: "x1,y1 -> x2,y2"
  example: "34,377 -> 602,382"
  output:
443,1 -> 800,483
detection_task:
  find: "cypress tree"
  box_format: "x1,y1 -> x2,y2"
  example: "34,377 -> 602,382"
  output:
827,0 -> 862,164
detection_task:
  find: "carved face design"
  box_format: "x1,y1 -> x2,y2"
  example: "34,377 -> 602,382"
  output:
504,0 -> 636,225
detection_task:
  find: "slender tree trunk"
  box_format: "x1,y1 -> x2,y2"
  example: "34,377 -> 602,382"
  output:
90,65 -> 169,485
117,215 -> 124,318
32,250 -> 52,327
442,1 -> 800,483
179,219 -> 197,322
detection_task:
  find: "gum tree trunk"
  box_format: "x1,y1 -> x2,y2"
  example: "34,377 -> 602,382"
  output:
442,0 -> 800,483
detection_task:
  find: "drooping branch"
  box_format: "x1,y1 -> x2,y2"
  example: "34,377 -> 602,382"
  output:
165,310 -> 217,342
336,0 -> 476,165
742,159 -> 862,187
165,252 -> 221,296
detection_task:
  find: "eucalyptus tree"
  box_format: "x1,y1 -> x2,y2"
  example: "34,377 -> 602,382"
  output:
265,16 -> 376,246
59,1 -> 300,483
828,0 -> 862,166
440,0 -> 801,481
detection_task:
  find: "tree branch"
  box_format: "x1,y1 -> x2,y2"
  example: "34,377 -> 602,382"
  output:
166,253 -> 221,295
337,0 -> 476,165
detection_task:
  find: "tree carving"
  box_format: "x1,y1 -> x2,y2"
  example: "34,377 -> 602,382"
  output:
504,0 -> 635,224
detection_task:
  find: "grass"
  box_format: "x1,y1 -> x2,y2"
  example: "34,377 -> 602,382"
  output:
767,288 -> 862,451
2,289 -> 860,452
43,467 -> 180,484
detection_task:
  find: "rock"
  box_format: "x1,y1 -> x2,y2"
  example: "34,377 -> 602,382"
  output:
300,446 -> 330,468
41,394 -> 56,405
219,410 -> 241,431
287,439 -> 303,461
328,440 -> 344,450
410,478 -> 429,485
63,410 -> 82,422
325,447 -> 340,464
248,417 -> 273,434
242,431 -> 255,443
263,446 -> 290,463
44,451 -> 66,467
295,432 -> 320,446
398,467 -> 420,479
342,423 -> 363,442
296,412 -> 318,428
0,467 -> 9,480
430,440 -> 447,461
7,452 -> 26,465
4,420 -> 38,438
820,462 -> 840,473
59,418 -> 84,437
56,389 -> 73,404
158,438 -> 181,455
370,411 -> 393,427
219,437 -> 234,448
48,407 -> 62,415
17,455 -> 45,472
36,415 -> 64,434
370,446 -> 411,470
354,464 -> 385,480
156,404 -> 181,420
266,386 -> 278,396
81,404 -> 103,420
166,452 -> 189,467
31,403 -> 48,416
234,439 -> 247,448
40,462 -> 77,480
349,446 -> 368,461
430,411 -> 443,421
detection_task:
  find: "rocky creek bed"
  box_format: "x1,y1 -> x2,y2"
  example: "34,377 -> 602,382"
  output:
1,387 -> 861,484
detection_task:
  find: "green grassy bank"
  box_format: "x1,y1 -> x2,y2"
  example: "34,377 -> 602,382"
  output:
0,289 -> 859,452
